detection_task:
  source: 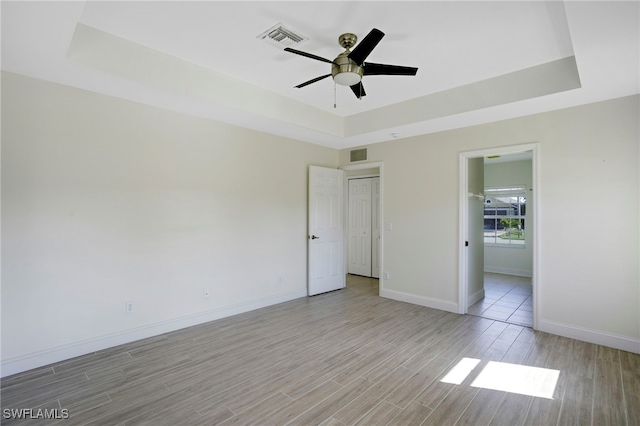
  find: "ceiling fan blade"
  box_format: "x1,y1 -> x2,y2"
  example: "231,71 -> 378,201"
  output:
294,74 -> 332,88
350,81 -> 366,98
364,62 -> 418,76
348,28 -> 385,65
284,47 -> 334,64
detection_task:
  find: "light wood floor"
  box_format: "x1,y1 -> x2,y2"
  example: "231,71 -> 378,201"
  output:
2,275 -> 639,425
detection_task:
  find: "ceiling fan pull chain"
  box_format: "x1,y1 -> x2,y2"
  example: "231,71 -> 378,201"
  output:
334,81 -> 337,109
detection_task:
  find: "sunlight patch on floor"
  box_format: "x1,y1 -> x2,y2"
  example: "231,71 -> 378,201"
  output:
471,361 -> 559,399
440,357 -> 482,385
440,357 -> 560,399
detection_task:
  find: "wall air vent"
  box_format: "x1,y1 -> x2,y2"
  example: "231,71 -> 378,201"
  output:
350,148 -> 367,163
257,23 -> 308,49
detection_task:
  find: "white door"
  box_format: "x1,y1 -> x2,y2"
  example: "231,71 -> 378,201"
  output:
371,177 -> 381,278
348,179 -> 372,276
308,166 -> 345,296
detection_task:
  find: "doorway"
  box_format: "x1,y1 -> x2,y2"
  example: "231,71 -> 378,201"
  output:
347,177 -> 380,278
341,162 -> 384,289
459,144 -> 539,328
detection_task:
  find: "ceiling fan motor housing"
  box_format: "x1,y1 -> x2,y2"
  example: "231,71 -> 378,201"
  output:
332,52 -> 364,86
338,33 -> 358,49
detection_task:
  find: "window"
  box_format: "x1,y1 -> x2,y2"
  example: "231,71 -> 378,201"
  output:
484,186 -> 526,246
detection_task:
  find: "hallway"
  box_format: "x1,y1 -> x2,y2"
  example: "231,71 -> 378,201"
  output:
468,273 -> 533,327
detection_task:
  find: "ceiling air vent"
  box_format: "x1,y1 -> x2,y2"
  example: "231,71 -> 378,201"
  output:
257,23 -> 308,49
350,148 -> 367,163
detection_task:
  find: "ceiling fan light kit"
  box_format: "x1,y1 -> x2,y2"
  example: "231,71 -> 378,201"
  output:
331,52 -> 363,86
284,28 -> 418,99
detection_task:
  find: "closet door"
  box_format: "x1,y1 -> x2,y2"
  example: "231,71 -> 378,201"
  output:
348,179 -> 372,276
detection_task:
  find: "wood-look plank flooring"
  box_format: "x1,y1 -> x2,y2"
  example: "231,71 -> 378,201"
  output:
2,275 -> 639,425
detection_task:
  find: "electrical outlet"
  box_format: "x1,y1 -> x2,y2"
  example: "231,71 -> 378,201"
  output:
203,289 -> 210,299
384,272 -> 390,280
277,276 -> 283,284
125,301 -> 135,314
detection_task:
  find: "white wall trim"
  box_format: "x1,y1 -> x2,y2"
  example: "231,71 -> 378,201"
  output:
484,267 -> 532,277
1,289 -> 307,378
468,288 -> 485,307
341,161 -> 384,172
458,153 -> 470,313
380,289 -> 459,314
537,319 -> 640,355
346,173 -> 379,180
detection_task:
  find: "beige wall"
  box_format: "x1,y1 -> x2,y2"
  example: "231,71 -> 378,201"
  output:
339,95 -> 640,349
1,72 -> 338,374
467,158 -> 485,303
2,70 -> 638,375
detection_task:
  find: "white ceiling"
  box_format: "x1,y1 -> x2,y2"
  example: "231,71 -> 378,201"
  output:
2,1 -> 638,149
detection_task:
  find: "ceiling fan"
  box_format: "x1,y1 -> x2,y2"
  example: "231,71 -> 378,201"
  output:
284,28 -> 418,99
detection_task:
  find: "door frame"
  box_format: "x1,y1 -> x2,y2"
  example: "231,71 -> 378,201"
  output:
458,144 -> 540,329
342,162 -> 384,293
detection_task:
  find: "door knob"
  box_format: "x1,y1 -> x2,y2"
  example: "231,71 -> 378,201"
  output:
309,235 -> 319,240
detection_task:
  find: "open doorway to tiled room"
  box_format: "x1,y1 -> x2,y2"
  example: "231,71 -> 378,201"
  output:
468,272 -> 532,327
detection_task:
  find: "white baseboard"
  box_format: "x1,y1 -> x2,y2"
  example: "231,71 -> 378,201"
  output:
379,288 -> 640,355
468,288 -> 485,307
380,289 -> 459,314
1,289 -> 308,378
537,319 -> 640,355
484,266 -> 532,277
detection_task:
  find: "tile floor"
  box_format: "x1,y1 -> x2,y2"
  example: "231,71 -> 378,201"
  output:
468,272 -> 533,327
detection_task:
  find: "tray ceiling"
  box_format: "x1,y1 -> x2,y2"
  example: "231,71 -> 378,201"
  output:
2,1 -> 638,148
